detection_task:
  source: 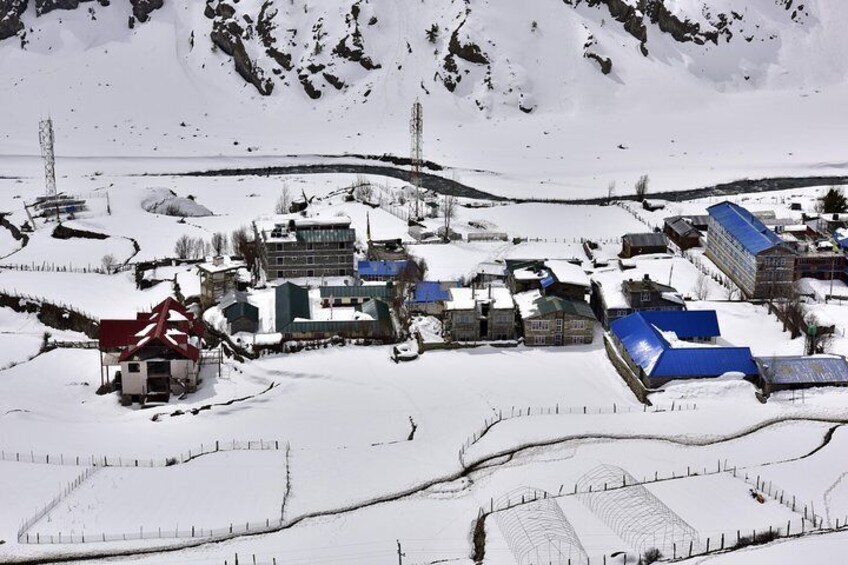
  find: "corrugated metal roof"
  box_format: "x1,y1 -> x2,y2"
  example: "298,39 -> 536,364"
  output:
652,347 -> 757,378
622,233 -> 668,248
639,310 -> 720,340
412,281 -> 451,303
665,217 -> 701,238
319,284 -> 392,299
707,202 -> 786,255
357,260 -> 411,277
611,312 -> 757,378
756,356 -> 848,386
223,300 -> 259,323
275,282 -> 311,331
361,298 -> 391,321
295,229 -> 355,243
610,314 -> 668,374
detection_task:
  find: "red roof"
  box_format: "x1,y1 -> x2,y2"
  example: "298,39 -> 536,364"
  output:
99,297 -> 203,362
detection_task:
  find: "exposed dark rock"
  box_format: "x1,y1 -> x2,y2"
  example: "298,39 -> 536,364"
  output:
448,20 -> 488,64
323,72 -> 345,90
0,0 -> 28,40
52,224 -> 109,240
211,20 -> 274,95
585,51 -> 612,74
298,75 -> 321,99
130,0 -> 163,24
34,0 -> 94,16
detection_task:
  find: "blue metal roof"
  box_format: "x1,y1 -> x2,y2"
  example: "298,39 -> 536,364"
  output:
652,347 -> 758,378
639,310 -> 720,340
411,281 -> 451,303
610,314 -> 669,374
611,312 -> 757,379
540,275 -> 556,289
358,260 -> 411,277
707,202 -> 785,255
756,356 -> 848,386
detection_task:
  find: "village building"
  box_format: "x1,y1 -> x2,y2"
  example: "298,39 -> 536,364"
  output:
254,215 -> 355,281
663,216 -> 702,250
357,259 -> 421,282
220,291 -> 260,334
473,261 -> 507,286
610,312 -> 757,388
505,259 -> 590,302
620,232 -> 669,259
407,281 -> 455,316
591,272 -> 686,327
274,282 -> 395,341
444,286 -> 516,342
318,282 -> 395,307
514,290 -> 596,346
705,202 -> 796,299
99,298 -> 205,405
197,256 -> 250,307
755,356 -> 848,396
366,238 -> 408,261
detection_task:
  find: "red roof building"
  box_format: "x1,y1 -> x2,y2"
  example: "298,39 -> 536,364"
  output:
99,298 -> 205,404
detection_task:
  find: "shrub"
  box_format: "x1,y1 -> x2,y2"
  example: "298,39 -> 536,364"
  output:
640,548 -> 662,564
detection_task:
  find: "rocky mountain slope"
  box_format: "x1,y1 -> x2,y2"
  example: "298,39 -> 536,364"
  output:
0,0 -> 825,105
1,0 -> 846,198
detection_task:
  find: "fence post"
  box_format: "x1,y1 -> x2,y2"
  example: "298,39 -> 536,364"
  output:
720,533 -> 724,549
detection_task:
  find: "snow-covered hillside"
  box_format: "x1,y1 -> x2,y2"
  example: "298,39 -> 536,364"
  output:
1,0 -> 848,196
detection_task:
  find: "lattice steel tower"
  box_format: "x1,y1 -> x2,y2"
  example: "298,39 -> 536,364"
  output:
409,99 -> 423,221
39,118 -> 57,197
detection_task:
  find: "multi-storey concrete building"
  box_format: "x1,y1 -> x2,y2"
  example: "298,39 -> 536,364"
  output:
254,216 -> 356,281
444,286 -> 516,342
705,202 -> 795,299
514,290 -> 596,346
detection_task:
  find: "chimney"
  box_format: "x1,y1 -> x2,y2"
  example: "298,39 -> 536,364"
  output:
212,256 -> 223,267
643,274 -> 650,281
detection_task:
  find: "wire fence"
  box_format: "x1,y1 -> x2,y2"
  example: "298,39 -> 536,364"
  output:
17,466 -> 101,542
17,440 -> 291,546
0,439 -> 285,469
458,402 -> 698,465
479,466 -> 848,563
0,262 -> 131,275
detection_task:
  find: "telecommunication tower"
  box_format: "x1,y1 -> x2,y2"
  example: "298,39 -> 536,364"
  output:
39,118 -> 57,198
409,100 -> 423,221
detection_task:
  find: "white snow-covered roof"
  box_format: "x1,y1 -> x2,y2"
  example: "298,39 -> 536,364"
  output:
254,214 -> 352,238
134,323 -> 156,338
476,262 -> 506,277
197,256 -> 247,274
547,260 -> 591,288
661,292 -> 685,306
167,310 -> 189,322
514,290 -> 543,319
445,287 -> 514,311
513,267 -> 547,281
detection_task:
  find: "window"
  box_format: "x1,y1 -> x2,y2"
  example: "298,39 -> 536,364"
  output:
529,319 -> 550,332
307,256 -> 315,265
339,269 -> 347,276
339,242 -> 347,250
571,319 -> 586,329
276,243 -> 282,252
276,257 -> 284,265
128,363 -> 140,373
555,319 -> 564,330
307,270 -> 314,277
641,292 -> 651,303
533,336 -> 547,346
277,270 -> 284,278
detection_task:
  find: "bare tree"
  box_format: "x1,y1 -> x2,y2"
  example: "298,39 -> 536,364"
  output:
724,284 -> 741,301
354,182 -> 374,203
634,174 -> 649,201
101,253 -> 117,274
174,234 -> 192,260
189,237 -> 209,260
442,195 -> 457,241
274,185 -> 292,214
211,232 -> 228,256
693,272 -> 709,300
232,225 -> 258,271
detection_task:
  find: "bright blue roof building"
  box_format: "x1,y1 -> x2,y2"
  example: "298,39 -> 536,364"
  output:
706,202 -> 784,255
358,260 -> 415,280
638,310 -> 720,341
411,281 -> 451,304
610,312 -> 757,386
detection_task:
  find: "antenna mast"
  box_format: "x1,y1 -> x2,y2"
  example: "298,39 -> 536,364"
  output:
39,118 -> 57,198
409,100 -> 423,222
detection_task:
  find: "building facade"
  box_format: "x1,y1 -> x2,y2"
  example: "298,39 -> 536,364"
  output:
516,291 -> 596,346
444,287 -> 516,341
197,256 -> 248,307
255,216 -> 355,281
705,202 -> 795,299
590,274 -> 686,327
620,233 -> 668,258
